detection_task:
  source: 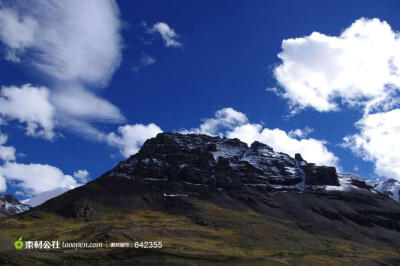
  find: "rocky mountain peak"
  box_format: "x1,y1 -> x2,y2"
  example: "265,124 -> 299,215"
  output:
294,153 -> 305,162
107,132 -> 340,195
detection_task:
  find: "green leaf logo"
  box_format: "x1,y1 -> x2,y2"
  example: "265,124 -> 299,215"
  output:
14,237 -> 23,249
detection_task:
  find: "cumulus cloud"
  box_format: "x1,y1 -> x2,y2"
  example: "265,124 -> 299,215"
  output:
0,128 -> 87,195
227,124 -> 338,167
273,18 -> 400,114
0,162 -> 79,195
73,170 -> 89,183
0,1 -> 124,139
343,109 -> 400,180
107,123 -> 163,158
0,84 -> 55,139
181,108 -> 248,136
183,108 -> 339,167
106,108 -> 337,166
0,132 -> 16,162
132,53 -> 156,72
147,22 -> 182,48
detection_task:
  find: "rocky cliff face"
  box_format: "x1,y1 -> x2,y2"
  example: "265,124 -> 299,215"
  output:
0,194 -> 30,218
107,133 -> 341,193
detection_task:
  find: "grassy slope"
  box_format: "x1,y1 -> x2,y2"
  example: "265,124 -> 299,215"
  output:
0,198 -> 399,265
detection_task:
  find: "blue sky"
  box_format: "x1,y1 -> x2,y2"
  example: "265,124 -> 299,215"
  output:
1,0 -> 400,199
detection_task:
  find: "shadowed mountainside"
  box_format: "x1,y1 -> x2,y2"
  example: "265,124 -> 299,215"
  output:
1,133 -> 400,265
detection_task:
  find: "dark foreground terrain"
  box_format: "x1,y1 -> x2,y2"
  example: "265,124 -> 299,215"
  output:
1,133 -> 400,265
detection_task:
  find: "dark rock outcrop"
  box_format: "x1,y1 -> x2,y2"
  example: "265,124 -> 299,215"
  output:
304,165 -> 339,186
108,133 -> 340,190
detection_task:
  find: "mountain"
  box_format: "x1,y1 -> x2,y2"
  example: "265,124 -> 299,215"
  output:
370,178 -> 400,202
0,194 -> 30,218
1,132 -> 400,265
21,185 -> 76,207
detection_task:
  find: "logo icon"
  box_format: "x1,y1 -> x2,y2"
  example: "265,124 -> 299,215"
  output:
14,237 -> 23,249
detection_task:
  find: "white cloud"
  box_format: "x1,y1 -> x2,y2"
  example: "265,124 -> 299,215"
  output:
107,123 -> 163,158
0,1 -> 122,84
0,175 -> 6,192
0,126 -> 85,195
288,127 -> 314,138
0,8 -> 37,61
343,109 -> 400,180
0,162 -> 79,195
105,108 -> 337,166
51,85 -> 124,123
132,53 -> 156,72
147,22 -> 182,48
227,124 -> 338,167
0,132 -> 16,162
181,108 -> 248,136
273,18 -> 400,114
0,84 -> 55,139
0,1 -> 124,139
73,170 -> 89,183
183,108 -> 339,167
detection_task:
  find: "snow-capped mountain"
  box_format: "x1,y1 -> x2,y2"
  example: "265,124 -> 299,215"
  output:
370,178 -> 400,201
0,194 -> 30,217
22,185 -> 76,207
335,174 -> 400,203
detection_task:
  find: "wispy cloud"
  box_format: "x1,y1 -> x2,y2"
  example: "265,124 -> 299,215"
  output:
288,127 -> 314,139
145,22 -> 182,48
0,0 -> 124,140
132,53 -> 156,72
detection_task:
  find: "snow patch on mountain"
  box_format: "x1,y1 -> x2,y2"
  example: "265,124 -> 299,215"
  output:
0,194 -> 30,217
372,179 -> 400,201
22,185 -> 76,207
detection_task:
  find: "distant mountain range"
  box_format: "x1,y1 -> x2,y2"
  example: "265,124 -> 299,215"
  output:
1,132 -> 400,264
0,185 -> 76,217
0,194 -> 30,218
